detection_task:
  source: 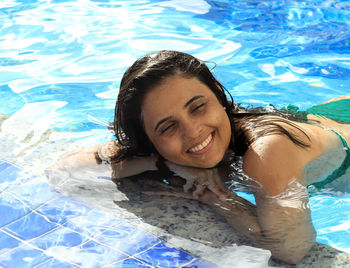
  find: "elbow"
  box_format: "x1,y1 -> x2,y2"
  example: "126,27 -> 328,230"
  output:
271,234 -> 316,264
274,246 -> 312,264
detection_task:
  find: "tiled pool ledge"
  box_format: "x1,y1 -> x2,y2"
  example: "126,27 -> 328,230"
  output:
0,159 -> 216,267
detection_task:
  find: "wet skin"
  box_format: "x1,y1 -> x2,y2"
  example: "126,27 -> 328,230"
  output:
141,75 -> 232,168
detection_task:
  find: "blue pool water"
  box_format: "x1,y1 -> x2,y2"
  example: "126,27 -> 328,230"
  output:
0,0 -> 350,267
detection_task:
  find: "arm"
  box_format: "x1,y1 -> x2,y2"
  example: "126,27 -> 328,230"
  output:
242,134 -> 316,263
198,183 -> 315,264
46,140 -> 157,179
166,134 -> 316,264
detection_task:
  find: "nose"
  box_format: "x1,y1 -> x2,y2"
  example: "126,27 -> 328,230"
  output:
181,118 -> 201,139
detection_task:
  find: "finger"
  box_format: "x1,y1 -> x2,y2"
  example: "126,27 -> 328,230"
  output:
192,184 -> 207,199
183,178 -> 195,192
207,184 -> 230,201
207,172 -> 231,199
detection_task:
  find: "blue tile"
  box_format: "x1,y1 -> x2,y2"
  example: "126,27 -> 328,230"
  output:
37,197 -> 90,224
0,166 -> 33,190
36,258 -> 79,267
106,257 -> 150,267
63,209 -> 121,237
0,244 -> 50,267
94,223 -> 160,256
61,240 -> 128,267
0,192 -> 30,227
182,258 -> 218,268
30,226 -> 88,250
0,230 -> 21,255
135,242 -> 194,267
0,162 -> 11,172
4,212 -> 58,240
10,178 -> 57,209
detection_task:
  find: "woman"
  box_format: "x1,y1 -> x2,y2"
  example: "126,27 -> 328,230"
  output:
51,50 -> 350,264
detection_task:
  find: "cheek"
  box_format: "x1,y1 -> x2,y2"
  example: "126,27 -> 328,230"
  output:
216,109 -> 232,142
212,107 -> 230,128
150,136 -> 181,160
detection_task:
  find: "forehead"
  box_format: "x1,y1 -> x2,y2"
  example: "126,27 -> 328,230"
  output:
141,75 -> 215,128
142,75 -> 214,109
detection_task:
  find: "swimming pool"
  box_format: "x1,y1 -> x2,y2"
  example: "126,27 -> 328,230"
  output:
0,0 -> 350,267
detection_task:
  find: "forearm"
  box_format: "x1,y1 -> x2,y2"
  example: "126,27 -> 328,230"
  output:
208,193 -> 315,264
47,141 -> 157,181
208,194 -> 262,240
111,155 -> 157,178
51,144 -> 102,171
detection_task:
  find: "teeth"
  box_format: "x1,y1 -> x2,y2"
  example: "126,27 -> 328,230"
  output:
188,134 -> 212,153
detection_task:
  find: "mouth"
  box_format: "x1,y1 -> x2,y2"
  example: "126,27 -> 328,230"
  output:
187,132 -> 214,154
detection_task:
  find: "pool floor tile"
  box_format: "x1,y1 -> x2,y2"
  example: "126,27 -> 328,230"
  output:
105,257 -> 150,268
4,212 -> 59,241
0,161 -> 214,267
0,244 -> 50,268
37,197 -> 91,224
0,166 -> 33,191
9,177 -> 58,209
135,241 -> 194,267
30,226 -> 88,250
63,209 -> 123,238
0,192 -> 30,227
94,223 -> 161,256
0,162 -> 11,172
48,240 -> 128,267
0,230 -> 21,255
36,258 -> 79,268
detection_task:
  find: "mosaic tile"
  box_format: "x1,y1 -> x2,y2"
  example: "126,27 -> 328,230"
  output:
46,240 -> 128,267
9,177 -> 57,209
105,257 -> 150,268
64,209 -> 122,237
0,161 -> 210,267
0,165 -> 33,191
4,212 -> 59,241
0,244 -> 50,267
135,241 -> 194,267
0,230 -> 21,255
182,258 -> 218,268
94,223 -> 161,256
0,192 -> 30,227
37,197 -> 91,224
30,226 -> 88,250
36,258 -> 79,267
0,162 -> 11,172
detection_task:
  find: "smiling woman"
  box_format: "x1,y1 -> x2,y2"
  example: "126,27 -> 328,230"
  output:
48,50 -> 350,264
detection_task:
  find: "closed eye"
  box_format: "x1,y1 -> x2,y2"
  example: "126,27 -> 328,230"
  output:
191,103 -> 206,113
160,122 -> 176,134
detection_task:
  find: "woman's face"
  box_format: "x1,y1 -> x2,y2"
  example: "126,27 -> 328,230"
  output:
141,75 -> 231,168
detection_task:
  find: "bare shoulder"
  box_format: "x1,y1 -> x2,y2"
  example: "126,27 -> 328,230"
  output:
243,134 -> 309,196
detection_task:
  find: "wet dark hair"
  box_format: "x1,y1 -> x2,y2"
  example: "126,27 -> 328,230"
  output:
112,50 -> 310,162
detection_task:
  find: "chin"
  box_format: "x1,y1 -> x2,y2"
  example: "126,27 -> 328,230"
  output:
192,158 -> 222,169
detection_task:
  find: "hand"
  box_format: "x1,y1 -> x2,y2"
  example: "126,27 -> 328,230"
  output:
165,162 -> 230,201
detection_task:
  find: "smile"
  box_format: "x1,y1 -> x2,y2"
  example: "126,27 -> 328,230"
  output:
188,132 -> 213,153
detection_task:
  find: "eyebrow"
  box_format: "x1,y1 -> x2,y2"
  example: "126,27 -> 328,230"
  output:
154,95 -> 204,132
184,95 -> 203,108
